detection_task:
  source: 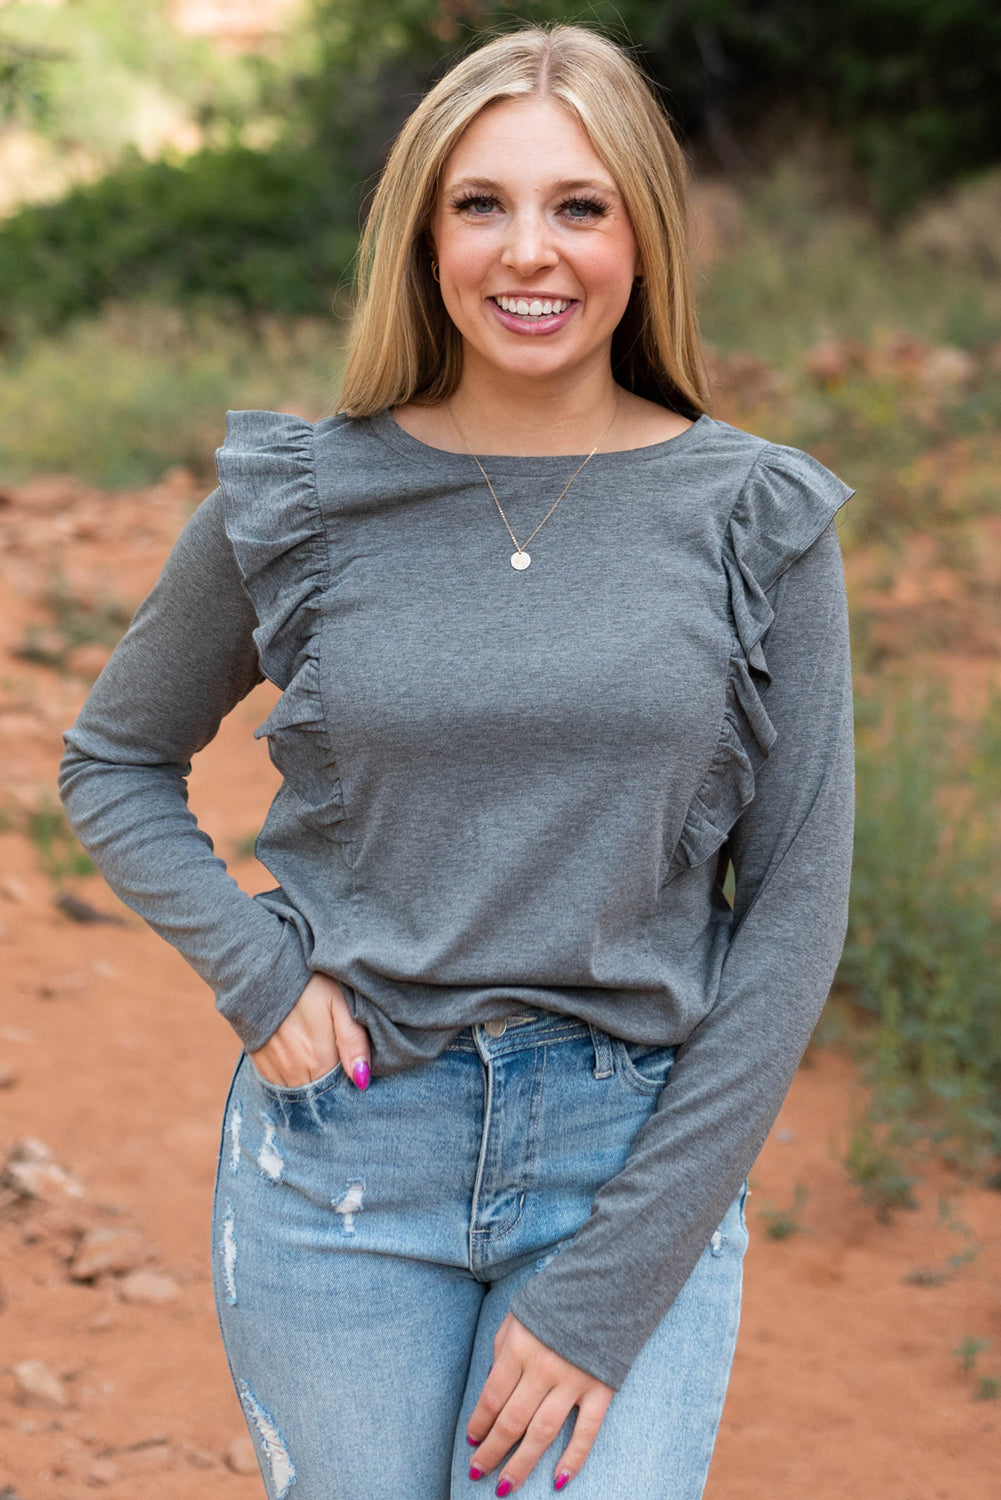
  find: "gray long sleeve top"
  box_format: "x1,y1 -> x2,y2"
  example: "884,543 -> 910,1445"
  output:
59,408 -> 854,1389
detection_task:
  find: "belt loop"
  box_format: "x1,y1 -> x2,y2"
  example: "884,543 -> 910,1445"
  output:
587,1023 -> 614,1080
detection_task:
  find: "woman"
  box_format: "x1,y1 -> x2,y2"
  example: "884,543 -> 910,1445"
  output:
59,23 -> 854,1500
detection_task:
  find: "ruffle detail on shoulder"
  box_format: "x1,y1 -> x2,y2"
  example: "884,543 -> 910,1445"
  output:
216,410 -> 323,687
666,444 -> 854,881
215,410 -> 349,847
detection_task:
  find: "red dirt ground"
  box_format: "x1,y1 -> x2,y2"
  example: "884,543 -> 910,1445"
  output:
0,471 -> 998,1498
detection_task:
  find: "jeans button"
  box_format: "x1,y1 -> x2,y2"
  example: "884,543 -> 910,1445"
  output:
484,1019 -> 507,1038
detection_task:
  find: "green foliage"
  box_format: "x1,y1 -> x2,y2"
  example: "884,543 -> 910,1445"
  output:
954,1336 -> 990,1376
0,26 -> 62,125
953,1337 -> 1000,1400
758,1183 -> 810,1240
14,574 -> 130,671
904,1196 -> 983,1285
0,302 -> 342,485
841,685 -> 1001,1170
700,162 -> 1001,368
0,145 -> 357,346
27,798 -> 94,884
0,0 -> 266,156
844,1111 -> 918,1221
935,1196 -> 982,1273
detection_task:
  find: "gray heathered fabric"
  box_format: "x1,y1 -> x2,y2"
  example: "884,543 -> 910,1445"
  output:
59,407 -> 854,1388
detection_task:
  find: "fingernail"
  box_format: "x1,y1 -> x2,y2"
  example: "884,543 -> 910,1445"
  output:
467,1434 -> 479,1447
496,1481 -> 513,1497
555,1474 -> 571,1491
352,1060 -> 370,1090
469,1465 -> 485,1481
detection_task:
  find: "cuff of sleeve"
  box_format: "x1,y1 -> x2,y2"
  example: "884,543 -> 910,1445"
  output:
214,916 -> 314,1053
508,1286 -> 632,1392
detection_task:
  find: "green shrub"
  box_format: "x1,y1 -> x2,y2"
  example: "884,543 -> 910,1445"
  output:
844,1111 -> 918,1220
0,0 -> 265,153
840,684 -> 1001,1169
700,161 -> 1001,367
27,798 -> 94,883
757,1183 -> 810,1240
0,145 -> 356,346
0,303 -> 342,486
15,574 -> 130,670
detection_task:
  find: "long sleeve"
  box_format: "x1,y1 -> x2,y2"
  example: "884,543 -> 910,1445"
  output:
509,519 -> 854,1389
58,486 -> 316,1050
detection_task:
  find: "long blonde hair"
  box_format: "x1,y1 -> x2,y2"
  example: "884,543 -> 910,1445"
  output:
337,24 -> 707,419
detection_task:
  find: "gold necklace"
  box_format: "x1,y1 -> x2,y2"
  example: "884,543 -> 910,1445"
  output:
450,405 -> 618,570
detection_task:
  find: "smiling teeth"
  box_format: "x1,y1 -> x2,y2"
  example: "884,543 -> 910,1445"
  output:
496,296 -> 571,317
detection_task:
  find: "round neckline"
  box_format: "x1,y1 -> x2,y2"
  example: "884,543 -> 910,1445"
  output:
368,407 -> 714,472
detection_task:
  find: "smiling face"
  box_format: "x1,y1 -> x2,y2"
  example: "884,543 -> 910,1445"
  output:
429,95 -> 640,396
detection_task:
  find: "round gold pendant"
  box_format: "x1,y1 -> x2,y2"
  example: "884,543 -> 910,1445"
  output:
510,550 -> 531,570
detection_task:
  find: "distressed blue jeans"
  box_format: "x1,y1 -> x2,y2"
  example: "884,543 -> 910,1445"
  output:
211,1011 -> 748,1499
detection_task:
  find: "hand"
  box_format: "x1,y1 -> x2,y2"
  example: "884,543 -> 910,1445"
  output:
466,1312 -> 614,1493
249,973 -> 372,1091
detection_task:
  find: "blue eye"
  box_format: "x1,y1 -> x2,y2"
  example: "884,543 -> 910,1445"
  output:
454,195 -> 497,215
563,197 -> 609,220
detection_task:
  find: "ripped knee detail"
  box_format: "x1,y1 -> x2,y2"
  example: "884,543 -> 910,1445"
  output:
238,1380 -> 297,1498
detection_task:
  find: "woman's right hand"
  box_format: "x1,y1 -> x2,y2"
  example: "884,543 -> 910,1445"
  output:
249,973 -> 371,1091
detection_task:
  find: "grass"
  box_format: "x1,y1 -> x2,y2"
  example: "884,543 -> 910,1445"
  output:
954,1336 -> 990,1376
15,574 -> 131,672
757,1183 -> 810,1241
953,1338 -> 1000,1402
844,1112 -> 918,1222
839,685 -> 1001,1177
904,1196 -> 983,1286
0,302 -> 344,486
700,160 -> 1001,549
26,799 -> 94,884
699,159 -> 1001,367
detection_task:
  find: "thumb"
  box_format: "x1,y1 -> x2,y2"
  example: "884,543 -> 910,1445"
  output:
331,998 -> 371,1091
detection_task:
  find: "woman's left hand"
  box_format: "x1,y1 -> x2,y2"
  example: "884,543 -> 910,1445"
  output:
466,1312 -> 614,1493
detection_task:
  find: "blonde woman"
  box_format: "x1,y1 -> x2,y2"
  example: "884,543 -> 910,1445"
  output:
60,23 -> 854,1500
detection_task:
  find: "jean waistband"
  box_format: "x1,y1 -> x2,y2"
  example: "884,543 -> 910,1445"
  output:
447,1011 -> 617,1077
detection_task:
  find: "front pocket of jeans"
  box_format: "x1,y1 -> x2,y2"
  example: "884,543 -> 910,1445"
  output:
614,1039 -> 677,1095
251,1059 -> 345,1101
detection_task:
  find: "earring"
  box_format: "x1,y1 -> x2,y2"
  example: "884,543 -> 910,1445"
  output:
431,258 -> 440,283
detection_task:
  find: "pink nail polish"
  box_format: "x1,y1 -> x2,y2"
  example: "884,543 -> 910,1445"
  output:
469,1466 -> 485,1481
496,1480 -> 513,1497
353,1060 -> 370,1090
554,1474 -> 571,1492
467,1434 -> 480,1447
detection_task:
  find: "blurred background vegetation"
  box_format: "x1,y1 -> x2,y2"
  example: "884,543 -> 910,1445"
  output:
0,0 -> 998,1195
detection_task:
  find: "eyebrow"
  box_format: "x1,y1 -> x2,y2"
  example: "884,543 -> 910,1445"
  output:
445,175 -> 620,197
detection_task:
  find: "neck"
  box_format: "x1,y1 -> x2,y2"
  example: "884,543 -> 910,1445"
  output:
445,360 -> 622,456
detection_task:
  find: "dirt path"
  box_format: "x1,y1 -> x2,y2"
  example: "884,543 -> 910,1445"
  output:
1,474 -> 998,1498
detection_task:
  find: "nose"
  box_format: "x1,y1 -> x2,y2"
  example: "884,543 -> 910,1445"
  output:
500,206 -> 559,276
